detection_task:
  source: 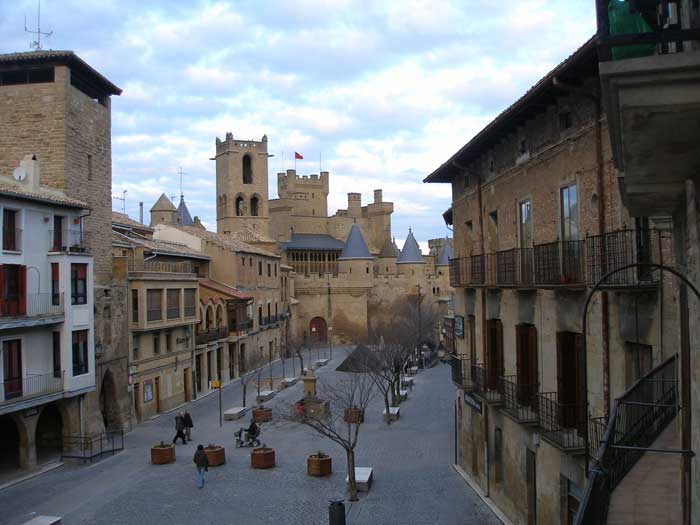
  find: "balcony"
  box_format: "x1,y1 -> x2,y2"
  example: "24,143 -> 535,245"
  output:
470,255 -> 485,285
166,306 -> 180,319
0,372 -> 64,410
586,228 -> 660,287
184,304 -> 196,318
450,355 -> 474,390
0,293 -> 64,329
146,308 -> 162,322
196,327 -> 229,345
500,375 -> 538,424
486,248 -> 535,287
596,0 -> 700,216
2,228 -> 21,252
128,260 -> 194,274
50,229 -> 90,253
536,391 -> 586,451
533,240 -> 585,286
472,364 -> 502,403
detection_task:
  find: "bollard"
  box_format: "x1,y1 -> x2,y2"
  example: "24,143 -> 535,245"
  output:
328,498 -> 346,525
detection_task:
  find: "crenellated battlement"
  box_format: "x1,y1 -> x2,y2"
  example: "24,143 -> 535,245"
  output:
277,169 -> 329,193
215,132 -> 268,155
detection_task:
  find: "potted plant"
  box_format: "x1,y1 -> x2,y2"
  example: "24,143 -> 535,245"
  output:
251,444 -> 275,469
150,441 -> 175,464
307,450 -> 332,477
344,406 -> 365,424
252,405 -> 272,423
204,444 -> 226,466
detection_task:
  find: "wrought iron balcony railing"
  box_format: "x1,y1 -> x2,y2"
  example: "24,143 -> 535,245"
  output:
536,391 -> 586,451
586,228 -> 660,286
1,371 -> 64,406
533,240 -> 585,286
472,364 -> 502,403
129,260 -> 194,274
450,354 -> 474,390
485,248 -> 535,286
196,327 -> 229,345
470,255 -> 485,285
500,375 -> 538,423
50,229 -> 90,253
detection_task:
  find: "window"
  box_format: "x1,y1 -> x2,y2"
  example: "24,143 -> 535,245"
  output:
167,289 -> 180,319
184,289 -> 196,317
51,263 -> 60,305
3,339 -> 22,398
153,332 -> 160,354
249,258 -> 252,266
267,263 -> 271,277
258,260 -> 262,276
165,331 -> 172,352
267,303 -> 271,322
258,305 -> 263,326
52,216 -> 63,251
251,196 -> 259,216
3,209 -> 18,251
556,332 -> 584,430
559,111 -> 572,131
560,184 -> 578,241
242,154 -> 253,184
516,324 -> 538,407
71,264 -> 87,305
519,200 -> 532,248
241,257 -> 245,267
235,196 -> 244,216
494,427 -> 503,483
486,319 -> 504,391
53,332 -> 61,378
133,335 -> 140,360
131,289 -> 139,322
72,330 -> 88,376
0,67 -> 54,86
274,264 -> 277,277
147,289 -> 162,321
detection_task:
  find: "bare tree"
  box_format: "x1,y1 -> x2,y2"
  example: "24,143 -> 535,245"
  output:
281,372 -> 375,501
287,335 -> 306,375
239,352 -> 264,408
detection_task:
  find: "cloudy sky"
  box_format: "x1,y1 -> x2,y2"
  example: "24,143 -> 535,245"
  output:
2,0 -> 596,250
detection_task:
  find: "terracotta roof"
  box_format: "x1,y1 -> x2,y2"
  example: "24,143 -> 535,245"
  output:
112,229 -> 210,259
177,226 -> 279,258
112,211 -> 153,232
424,36 -> 597,183
200,279 -> 253,300
0,50 -> 121,95
0,178 -> 89,209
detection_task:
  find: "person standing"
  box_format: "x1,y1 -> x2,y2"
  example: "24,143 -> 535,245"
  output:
183,410 -> 194,442
173,412 -> 187,445
193,444 -> 209,489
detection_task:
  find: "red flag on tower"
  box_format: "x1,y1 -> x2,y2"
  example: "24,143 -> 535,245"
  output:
294,152 -> 303,160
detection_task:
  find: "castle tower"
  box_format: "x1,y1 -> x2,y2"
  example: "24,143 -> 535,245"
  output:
277,169 -> 329,217
338,223 -> 374,279
215,132 -> 270,235
150,193 -> 178,226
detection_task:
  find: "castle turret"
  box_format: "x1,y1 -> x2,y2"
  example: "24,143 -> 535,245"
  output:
435,240 -> 453,266
177,195 -> 194,226
397,229 -> 425,276
150,193 -> 178,227
347,193 -> 362,218
338,223 -> 373,279
215,132 -> 269,235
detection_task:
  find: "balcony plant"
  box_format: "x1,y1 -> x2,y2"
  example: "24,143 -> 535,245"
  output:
204,444 -> 226,466
307,450 -> 332,477
150,441 -> 175,464
251,444 -> 275,469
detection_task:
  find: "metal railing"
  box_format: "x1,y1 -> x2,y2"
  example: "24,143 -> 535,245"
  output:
128,260 -> 194,274
449,257 -> 469,287
536,391 -> 586,450
486,248 -> 535,286
49,229 -> 90,253
470,255 -> 485,285
2,228 -> 21,251
587,229 -> 659,286
196,327 -> 229,345
146,308 -> 162,322
533,240 -> 585,285
1,372 -> 64,405
472,364 -> 502,402
166,306 -> 180,319
62,430 -> 124,463
184,305 -> 196,318
500,375 -> 538,422
234,319 -> 252,332
450,355 -> 474,390
576,354 -> 678,524
0,292 -> 64,318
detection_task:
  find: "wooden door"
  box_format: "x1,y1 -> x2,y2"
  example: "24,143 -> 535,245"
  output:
154,376 -> 161,413
487,319 -> 503,391
516,325 -> 538,405
134,383 -> 141,421
556,332 -> 584,428
527,449 -> 537,525
183,368 -> 190,402
3,339 -> 22,399
309,317 -> 327,343
196,355 -> 202,392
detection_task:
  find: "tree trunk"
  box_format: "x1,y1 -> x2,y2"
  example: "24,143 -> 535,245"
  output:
390,380 -> 398,407
242,383 -> 247,407
346,447 -> 358,502
383,392 -> 392,425
297,353 -> 304,374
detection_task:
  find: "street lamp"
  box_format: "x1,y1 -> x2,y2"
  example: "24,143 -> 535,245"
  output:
328,327 -> 333,360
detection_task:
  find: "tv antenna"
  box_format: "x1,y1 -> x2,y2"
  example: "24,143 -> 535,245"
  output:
25,0 -> 53,51
112,190 -> 127,214
177,166 -> 186,198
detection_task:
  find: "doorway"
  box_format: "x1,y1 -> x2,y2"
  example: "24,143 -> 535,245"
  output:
99,369 -> 118,431
36,404 -> 63,464
154,377 -> 161,413
0,415 -> 21,475
526,449 -> 537,525
134,383 -> 141,422
309,317 -> 327,343
184,368 -> 190,402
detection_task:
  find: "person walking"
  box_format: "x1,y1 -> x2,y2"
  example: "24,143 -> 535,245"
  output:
173,411 -> 187,445
193,444 -> 209,489
183,410 -> 194,442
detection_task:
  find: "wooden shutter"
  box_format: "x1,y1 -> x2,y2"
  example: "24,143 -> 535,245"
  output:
574,333 -> 585,432
528,326 -> 538,388
496,320 -> 504,389
516,324 -> 525,385
17,265 -> 26,315
0,265 -> 4,315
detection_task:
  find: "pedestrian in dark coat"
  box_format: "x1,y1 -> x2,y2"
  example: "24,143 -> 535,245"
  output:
173,411 -> 187,445
193,444 -> 209,488
183,410 -> 194,442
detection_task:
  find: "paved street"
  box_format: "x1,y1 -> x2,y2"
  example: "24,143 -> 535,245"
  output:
1,347 -> 499,525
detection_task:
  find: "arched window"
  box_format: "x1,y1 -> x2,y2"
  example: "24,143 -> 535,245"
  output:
250,196 -> 259,217
236,196 -> 244,216
242,154 -> 252,184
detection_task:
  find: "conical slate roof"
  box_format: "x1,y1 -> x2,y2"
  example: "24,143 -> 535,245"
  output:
397,229 -> 425,264
378,237 -> 397,258
338,223 -> 373,260
392,238 -> 401,257
436,241 -> 453,266
151,193 -> 176,212
177,195 -> 194,226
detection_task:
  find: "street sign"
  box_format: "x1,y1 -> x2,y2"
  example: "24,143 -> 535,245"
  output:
210,380 -> 221,389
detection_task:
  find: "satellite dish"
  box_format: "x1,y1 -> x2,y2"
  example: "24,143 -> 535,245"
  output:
13,166 -> 27,182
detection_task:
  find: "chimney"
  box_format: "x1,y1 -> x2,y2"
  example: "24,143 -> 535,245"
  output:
374,189 -> 382,204
139,202 -> 144,224
19,154 -> 41,192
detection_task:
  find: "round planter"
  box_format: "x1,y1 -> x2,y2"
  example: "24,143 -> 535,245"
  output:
307,455 -> 332,477
252,407 -> 272,423
251,447 -> 275,469
344,407 -> 365,424
204,445 -> 226,466
150,445 -> 175,465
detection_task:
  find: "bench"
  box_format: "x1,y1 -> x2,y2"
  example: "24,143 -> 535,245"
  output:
346,467 -> 373,492
399,389 -> 408,401
224,407 -> 248,421
22,517 -> 62,525
408,366 -> 419,376
383,406 -> 400,422
315,358 -> 329,367
256,390 -> 275,403
281,377 -> 298,388
401,377 -> 414,390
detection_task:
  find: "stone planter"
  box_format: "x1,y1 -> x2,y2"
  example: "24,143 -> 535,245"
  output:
252,407 -> 272,423
344,407 -> 365,424
204,445 -> 226,466
307,454 -> 332,477
150,444 -> 175,465
251,447 -> 275,469
305,399 -> 330,419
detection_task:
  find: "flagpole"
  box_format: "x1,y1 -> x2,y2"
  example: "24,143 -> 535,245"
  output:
294,153 -> 296,172
319,151 -> 322,173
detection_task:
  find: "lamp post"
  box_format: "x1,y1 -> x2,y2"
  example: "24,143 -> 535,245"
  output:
328,327 -> 333,361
